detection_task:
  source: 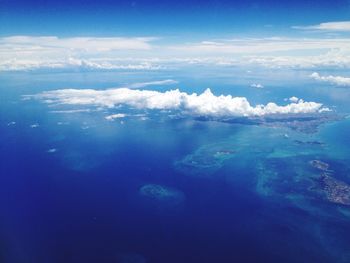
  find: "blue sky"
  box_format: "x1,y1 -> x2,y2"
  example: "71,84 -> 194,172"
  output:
1,0 -> 350,36
1,0 -> 350,73
1,0 -> 350,118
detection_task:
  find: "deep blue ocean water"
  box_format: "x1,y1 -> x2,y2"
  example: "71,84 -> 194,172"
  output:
1,70 -> 350,263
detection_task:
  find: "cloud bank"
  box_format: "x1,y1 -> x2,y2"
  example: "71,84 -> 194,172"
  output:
0,58 -> 163,71
1,35 -> 350,71
310,72 -> 350,86
245,47 -> 350,69
0,36 -> 159,71
29,87 -> 329,118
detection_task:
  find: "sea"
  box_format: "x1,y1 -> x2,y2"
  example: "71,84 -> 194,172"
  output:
0,67 -> 350,263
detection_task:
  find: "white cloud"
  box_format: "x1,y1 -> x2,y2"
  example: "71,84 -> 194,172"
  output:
0,36 -> 155,52
246,48 -> 350,69
170,38 -> 350,54
250,83 -> 264,89
310,72 -> 350,86
128,79 -> 178,89
105,113 -> 127,121
289,96 -> 299,103
2,35 -> 350,71
50,109 -> 92,113
29,87 -> 329,118
0,58 -> 163,71
293,21 -> 350,32
0,36 -> 160,71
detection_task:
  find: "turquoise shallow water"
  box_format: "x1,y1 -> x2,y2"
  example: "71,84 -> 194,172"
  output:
0,70 -> 350,263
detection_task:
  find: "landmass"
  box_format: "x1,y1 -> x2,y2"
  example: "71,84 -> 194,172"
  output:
319,173 -> 350,206
309,160 -> 330,172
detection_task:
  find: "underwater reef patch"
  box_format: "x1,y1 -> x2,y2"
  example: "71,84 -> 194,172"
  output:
139,184 -> 185,204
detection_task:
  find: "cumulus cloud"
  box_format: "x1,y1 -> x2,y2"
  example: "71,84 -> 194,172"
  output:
310,72 -> 350,86
293,21 -> 350,32
29,87 -> 329,118
289,96 -> 299,103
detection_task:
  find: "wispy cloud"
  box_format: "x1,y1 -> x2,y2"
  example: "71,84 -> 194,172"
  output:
250,83 -> 264,89
29,87 -> 329,118
0,36 -> 155,51
310,72 -> 350,86
169,38 -> 350,54
128,79 -> 178,89
105,113 -> 127,121
293,21 -> 350,32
